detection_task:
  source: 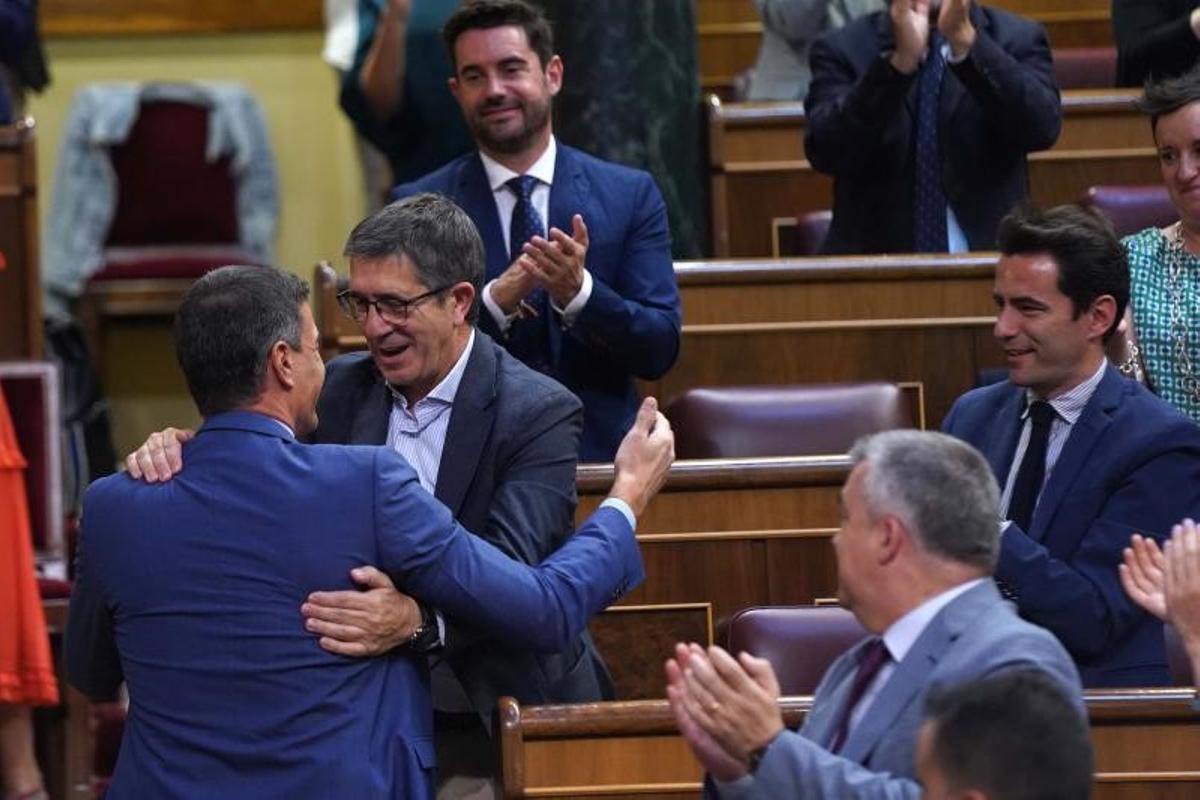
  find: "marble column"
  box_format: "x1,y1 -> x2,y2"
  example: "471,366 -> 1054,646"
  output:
538,0 -> 708,258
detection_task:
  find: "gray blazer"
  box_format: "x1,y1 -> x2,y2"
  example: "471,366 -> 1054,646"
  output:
710,580 -> 1082,799
747,0 -> 885,100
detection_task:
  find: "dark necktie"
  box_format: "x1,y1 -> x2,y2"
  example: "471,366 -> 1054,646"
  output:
829,637 -> 890,753
1006,401 -> 1057,532
505,175 -> 550,371
913,32 -> 948,252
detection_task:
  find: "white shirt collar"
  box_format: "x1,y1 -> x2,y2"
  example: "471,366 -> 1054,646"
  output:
881,578 -> 986,663
1023,358 -> 1107,425
389,329 -> 476,411
479,135 -> 557,193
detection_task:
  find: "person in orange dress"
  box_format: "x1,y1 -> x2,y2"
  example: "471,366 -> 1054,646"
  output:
0,386 -> 57,800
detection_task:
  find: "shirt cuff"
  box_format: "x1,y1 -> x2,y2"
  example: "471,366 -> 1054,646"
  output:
946,45 -> 971,64
483,280 -> 515,334
433,609 -> 446,647
599,497 -> 636,532
551,269 -> 592,327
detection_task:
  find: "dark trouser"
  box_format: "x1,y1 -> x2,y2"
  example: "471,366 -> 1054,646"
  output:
434,711 -> 497,800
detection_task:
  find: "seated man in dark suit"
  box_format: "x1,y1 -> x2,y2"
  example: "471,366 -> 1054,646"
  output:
665,429 -> 1081,798
805,0 -> 1061,254
67,264 -> 673,799
125,193 -> 614,798
943,204 -> 1200,687
917,670 -> 1093,800
391,0 -> 682,461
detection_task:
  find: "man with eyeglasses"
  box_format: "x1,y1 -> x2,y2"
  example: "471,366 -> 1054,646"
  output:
124,192 -> 614,799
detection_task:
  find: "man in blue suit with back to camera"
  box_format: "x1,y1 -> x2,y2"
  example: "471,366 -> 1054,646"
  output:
65,264 -> 674,799
391,0 -> 682,462
943,204 -> 1200,687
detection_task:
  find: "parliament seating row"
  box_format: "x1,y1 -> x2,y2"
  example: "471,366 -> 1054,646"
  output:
697,0 -> 1113,97
710,89 -> 1158,256
316,255 -> 1001,431
497,689 -> 1200,800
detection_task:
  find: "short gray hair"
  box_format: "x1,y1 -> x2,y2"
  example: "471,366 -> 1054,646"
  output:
343,193 -> 485,322
849,430 -> 1000,571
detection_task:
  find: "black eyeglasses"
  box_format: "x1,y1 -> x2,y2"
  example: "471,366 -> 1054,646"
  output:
336,285 -> 453,325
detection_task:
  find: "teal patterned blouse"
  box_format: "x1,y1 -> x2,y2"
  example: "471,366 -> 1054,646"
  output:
1123,227 -> 1200,423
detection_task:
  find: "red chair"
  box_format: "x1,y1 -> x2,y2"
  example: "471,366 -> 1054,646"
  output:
663,382 -> 915,459
723,605 -> 868,696
1080,185 -> 1175,238
76,99 -> 264,371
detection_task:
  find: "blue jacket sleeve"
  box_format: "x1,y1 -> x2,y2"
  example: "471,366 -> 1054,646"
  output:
569,174 -> 681,379
371,450 -> 644,651
65,490 -> 125,701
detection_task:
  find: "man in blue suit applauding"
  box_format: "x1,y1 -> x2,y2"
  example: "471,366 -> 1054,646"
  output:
391,0 -> 682,462
943,204 -> 1200,687
65,264 -> 674,799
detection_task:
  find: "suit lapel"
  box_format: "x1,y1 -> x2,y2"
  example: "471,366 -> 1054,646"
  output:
803,642 -> 871,746
981,384 -> 1026,484
840,582 -> 992,762
1028,366 -> 1121,543
434,334 -> 497,515
938,4 -> 986,128
350,369 -> 392,445
542,145 -> 588,367
457,154 -> 509,281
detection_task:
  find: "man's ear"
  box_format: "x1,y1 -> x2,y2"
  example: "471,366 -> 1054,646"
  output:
450,282 -> 476,324
1088,294 -> 1117,343
267,340 -> 296,390
878,515 -> 902,566
545,54 -> 563,96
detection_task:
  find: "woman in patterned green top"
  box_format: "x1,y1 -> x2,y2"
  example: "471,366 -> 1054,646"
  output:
1123,65 -> 1200,422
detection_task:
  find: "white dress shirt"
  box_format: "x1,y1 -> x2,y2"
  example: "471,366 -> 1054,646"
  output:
847,578 -> 986,732
479,136 -> 593,332
998,358 -> 1108,521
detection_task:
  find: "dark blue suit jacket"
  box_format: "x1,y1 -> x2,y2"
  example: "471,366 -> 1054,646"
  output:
392,144 -> 682,461
312,333 -> 615,729
65,411 -> 642,799
805,4 -> 1060,253
943,365 -> 1200,687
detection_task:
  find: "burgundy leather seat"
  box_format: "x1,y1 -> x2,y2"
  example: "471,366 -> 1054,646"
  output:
724,606 -> 868,696
1052,47 -> 1117,89
1080,185 -> 1175,238
664,383 -> 913,459
793,209 -> 832,256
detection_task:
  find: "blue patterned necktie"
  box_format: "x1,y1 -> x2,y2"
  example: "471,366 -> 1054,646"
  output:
505,175 -> 551,370
913,31 -> 948,252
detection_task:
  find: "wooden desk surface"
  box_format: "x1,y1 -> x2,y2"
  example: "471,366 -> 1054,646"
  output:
500,688 -> 1200,800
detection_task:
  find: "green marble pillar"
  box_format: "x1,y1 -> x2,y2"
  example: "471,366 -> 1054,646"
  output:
538,0 -> 708,258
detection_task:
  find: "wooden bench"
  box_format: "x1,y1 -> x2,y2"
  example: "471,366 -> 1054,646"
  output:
578,457 -> 850,626
709,89 -> 1155,256
498,688 -> 1200,799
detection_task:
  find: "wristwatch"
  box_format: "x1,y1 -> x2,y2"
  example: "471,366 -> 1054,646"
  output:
405,601 -> 441,653
747,742 -> 770,774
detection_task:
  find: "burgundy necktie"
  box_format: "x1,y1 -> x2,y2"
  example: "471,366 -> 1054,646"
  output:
828,637 -> 890,753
